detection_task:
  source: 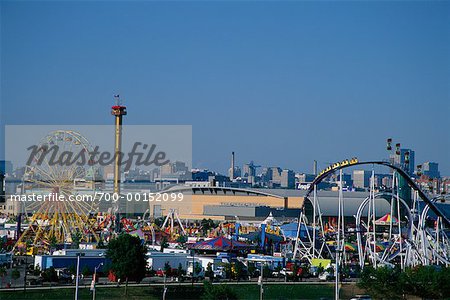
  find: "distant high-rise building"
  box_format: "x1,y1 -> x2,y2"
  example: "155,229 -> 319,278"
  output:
296,173 -> 316,184
0,173 -> 4,202
172,161 -> 189,173
280,169 -> 295,189
229,152 -> 235,180
269,167 -> 282,182
353,170 -> 371,189
228,152 -> 241,180
104,165 -> 114,181
422,162 -> 440,179
243,162 -> 257,178
381,176 -> 392,188
269,167 -> 294,188
336,173 -> 353,187
236,167 -> 242,178
0,161 -> 13,176
390,148 -> 415,176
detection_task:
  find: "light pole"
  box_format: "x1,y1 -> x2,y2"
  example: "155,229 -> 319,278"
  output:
163,274 -> 167,300
191,250 -> 195,286
23,255 -> 28,292
335,249 -> 342,300
258,262 -> 264,300
92,262 -> 103,300
75,253 -> 85,300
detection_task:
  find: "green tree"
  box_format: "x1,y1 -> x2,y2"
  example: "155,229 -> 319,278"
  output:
41,267 -> 58,282
11,268 -> 20,281
177,263 -> 184,279
302,264 -> 310,278
194,262 -> 202,276
232,261 -> 245,281
399,265 -> 449,299
247,262 -> 256,278
263,265 -> 271,278
177,234 -> 188,244
200,219 -> 215,235
160,236 -> 168,252
164,261 -> 171,276
106,233 -> 147,294
221,262 -> 232,280
48,234 -> 58,251
0,236 -> 5,250
82,265 -> 91,277
317,263 -> 324,275
292,264 -> 300,282
205,262 -> 214,281
71,231 -> 82,249
0,266 -> 6,287
202,281 -> 238,300
33,264 -> 41,276
154,217 -> 165,227
68,264 -> 76,275
358,266 -> 402,299
97,237 -> 106,249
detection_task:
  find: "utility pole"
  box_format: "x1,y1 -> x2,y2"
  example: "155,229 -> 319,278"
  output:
163,274 -> 167,300
335,249 -> 341,300
75,253 -> 83,300
258,262 -> 264,300
92,262 -> 103,300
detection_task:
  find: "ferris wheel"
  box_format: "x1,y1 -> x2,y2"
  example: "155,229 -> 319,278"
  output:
16,130 -> 100,250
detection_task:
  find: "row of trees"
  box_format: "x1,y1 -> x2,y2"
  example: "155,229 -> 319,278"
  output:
358,265 -> 450,299
0,266 -> 20,288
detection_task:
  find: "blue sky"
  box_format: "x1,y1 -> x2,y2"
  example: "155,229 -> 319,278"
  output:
1,1 -> 449,174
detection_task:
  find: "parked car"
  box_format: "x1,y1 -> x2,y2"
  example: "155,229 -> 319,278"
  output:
214,267 -> 225,279
26,275 -> 43,286
309,266 -> 320,277
280,268 -> 294,277
318,271 -> 334,281
55,268 -> 73,283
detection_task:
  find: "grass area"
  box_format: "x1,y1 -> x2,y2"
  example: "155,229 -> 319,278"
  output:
0,284 -> 336,300
230,284 -> 335,300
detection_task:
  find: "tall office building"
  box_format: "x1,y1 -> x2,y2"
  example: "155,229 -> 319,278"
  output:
297,173 -> 316,184
353,170 -> 371,189
422,162 -> 440,179
280,169 -> 295,189
390,148 -> 415,176
390,148 -> 415,206
269,167 -> 282,182
242,162 -> 257,178
229,152 -> 235,180
0,161 -> 13,176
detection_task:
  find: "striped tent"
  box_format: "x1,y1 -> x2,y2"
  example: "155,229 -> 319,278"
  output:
188,236 -> 254,251
375,213 -> 399,225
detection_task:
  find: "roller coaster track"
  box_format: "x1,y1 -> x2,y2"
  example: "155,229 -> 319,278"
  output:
305,160 -> 450,227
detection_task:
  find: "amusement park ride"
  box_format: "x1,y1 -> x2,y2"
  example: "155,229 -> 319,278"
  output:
14,96 -> 128,252
9,98 -> 449,272
14,130 -> 101,250
293,139 -> 449,269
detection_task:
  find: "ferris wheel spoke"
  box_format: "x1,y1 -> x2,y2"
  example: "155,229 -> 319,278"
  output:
27,165 -> 59,187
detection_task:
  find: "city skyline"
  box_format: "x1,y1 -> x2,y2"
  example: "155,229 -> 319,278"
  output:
1,2 -> 449,298
1,1 -> 449,175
